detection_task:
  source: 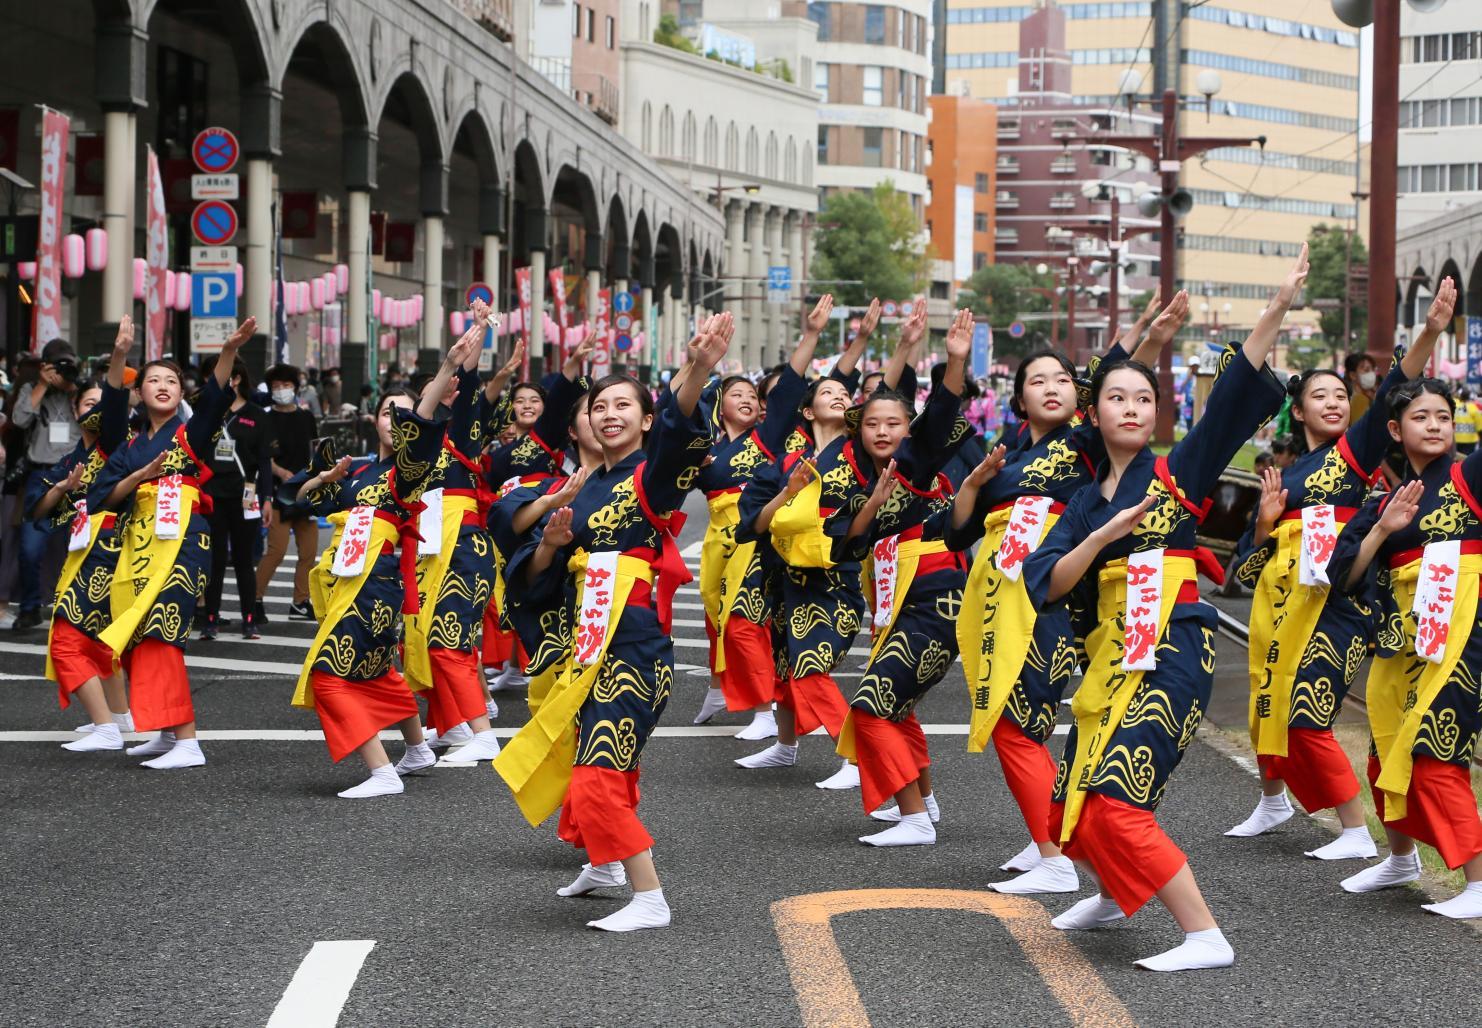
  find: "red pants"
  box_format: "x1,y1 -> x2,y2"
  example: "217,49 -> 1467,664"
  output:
1369,754 -> 1482,869
481,601 -> 515,668
993,717 -> 1057,844
557,765 -> 654,864
782,673 -> 849,738
853,709 -> 930,814
124,639 -> 193,732
717,617 -> 781,711
311,668 -> 419,763
424,647 -> 487,735
50,620 -> 117,708
1050,794 -> 1187,916
1258,727 -> 1360,813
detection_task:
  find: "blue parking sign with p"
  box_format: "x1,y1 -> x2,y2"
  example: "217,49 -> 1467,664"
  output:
191,272 -> 237,319
1467,317 -> 1482,387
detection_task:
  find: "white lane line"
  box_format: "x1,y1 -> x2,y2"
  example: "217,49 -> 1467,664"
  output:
267,940 -> 375,1028
0,724 -> 1066,743
4,643 -> 302,677
681,539 -> 705,559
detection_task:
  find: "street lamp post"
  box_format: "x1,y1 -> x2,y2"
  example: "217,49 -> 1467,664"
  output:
1055,189 -> 1158,353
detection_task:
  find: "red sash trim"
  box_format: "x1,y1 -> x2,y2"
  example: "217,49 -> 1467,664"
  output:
174,425 -> 214,488
1279,505 -> 1359,524
1389,539 -> 1482,570
1337,435 -> 1383,486
1450,462 -> 1482,523
380,477 -> 427,615
991,497 -> 1068,515
751,429 -> 776,463
706,486 -> 744,500
1153,455 -> 1212,523
632,462 -> 693,633
1152,545 -> 1226,588
526,427 -> 562,464
842,441 -> 871,487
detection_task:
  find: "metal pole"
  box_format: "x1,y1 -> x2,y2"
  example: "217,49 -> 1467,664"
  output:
1066,263 -> 1078,364
1157,87 -> 1178,445
1368,0 -> 1398,361
1107,192 -> 1121,340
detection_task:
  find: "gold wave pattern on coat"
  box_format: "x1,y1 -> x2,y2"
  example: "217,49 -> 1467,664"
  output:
835,602 -> 861,639
1343,634 -> 1368,685
1178,697 -> 1204,751
793,642 -> 838,679
1416,706 -> 1462,762
653,661 -> 673,712
427,610 -> 470,650
1377,608 -> 1408,653
1300,630 -> 1342,673
314,634 -> 360,676
1235,545 -> 1273,588
577,716 -> 640,770
139,601 -> 186,644
1291,676 -> 1337,727
1050,637 -> 1079,682
351,645 -> 396,680
54,591 -> 84,625
733,584 -> 767,624
1088,743 -> 1158,805
1302,448 -> 1351,503
790,601 -> 836,640
86,566 -> 112,605
918,637 -> 951,684
1121,685 -> 1181,737
1419,481 -> 1480,539
592,656 -> 653,706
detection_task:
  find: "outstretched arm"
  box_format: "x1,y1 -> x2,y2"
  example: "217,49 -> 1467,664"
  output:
832,296 -> 878,378
415,322 -> 482,421
791,293 -> 838,376
882,302 -> 927,391
1241,245 -> 1310,370
1402,276 -> 1456,379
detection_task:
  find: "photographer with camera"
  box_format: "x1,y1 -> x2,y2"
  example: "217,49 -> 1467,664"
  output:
9,340 -> 82,631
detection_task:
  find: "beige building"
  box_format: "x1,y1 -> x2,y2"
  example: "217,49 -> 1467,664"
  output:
941,0 -> 1360,342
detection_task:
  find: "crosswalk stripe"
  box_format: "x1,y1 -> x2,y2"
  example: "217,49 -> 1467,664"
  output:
6,642 -> 303,677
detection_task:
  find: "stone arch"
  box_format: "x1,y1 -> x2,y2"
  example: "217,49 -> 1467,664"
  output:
1438,256 -> 1466,323
275,11 -> 371,128
1403,266 -> 1430,329
605,194 -> 631,281
372,67 -> 447,168
449,105 -> 501,182
1468,253 -> 1482,328
146,0 -> 271,85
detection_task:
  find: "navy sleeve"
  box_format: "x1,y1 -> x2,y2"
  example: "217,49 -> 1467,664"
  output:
388,404 -> 451,502
640,391 -> 711,515
1166,351 -> 1285,503
1327,492 -> 1384,599
97,382 -> 130,456
184,377 -> 234,460
1345,356 -> 1406,474
737,457 -> 784,543
829,362 -> 861,395
757,366 -> 807,457
528,373 -> 583,460
900,384 -> 967,489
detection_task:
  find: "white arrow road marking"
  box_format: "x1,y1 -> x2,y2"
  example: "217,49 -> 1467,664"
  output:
267,940 -> 375,1028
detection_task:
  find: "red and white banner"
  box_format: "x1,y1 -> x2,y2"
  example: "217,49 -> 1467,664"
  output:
575,551 -> 620,666
332,506 -> 376,578
548,268 -> 568,330
1122,548 -> 1164,671
871,534 -> 900,630
997,495 -> 1054,582
591,287 -> 612,371
145,146 -> 170,361
514,266 -> 532,379
1299,504 -> 1338,587
1412,540 -> 1460,664
32,108 -> 69,354
154,474 -> 184,541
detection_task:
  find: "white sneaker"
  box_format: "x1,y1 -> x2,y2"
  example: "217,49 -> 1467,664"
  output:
0,610 -> 16,629
815,760 -> 861,790
441,730 -> 503,764
1340,851 -> 1422,893
870,794 -> 940,822
734,742 -> 798,769
126,731 -> 175,758
1052,894 -> 1126,931
693,688 -> 729,725
557,861 -> 628,897
394,741 -> 437,776
859,812 -> 936,847
61,723 -> 123,752
990,855 -> 1079,894
1000,841 -> 1042,873
735,709 -> 778,741
140,739 -> 206,770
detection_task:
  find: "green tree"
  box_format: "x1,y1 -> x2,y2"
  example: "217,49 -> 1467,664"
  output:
957,262 -> 1055,361
811,182 -> 928,307
1305,223 -> 1366,364
654,14 -> 697,53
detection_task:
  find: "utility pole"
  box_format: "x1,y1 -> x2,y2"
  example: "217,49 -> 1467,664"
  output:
1054,191 -> 1157,350
1367,0 -> 1399,363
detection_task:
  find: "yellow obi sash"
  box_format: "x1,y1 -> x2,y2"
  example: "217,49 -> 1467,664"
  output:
1059,553 -> 1198,843
868,535 -> 950,663
1246,512 -> 1351,757
494,552 -> 654,827
100,479 -> 203,658
1368,551 -> 1482,821
703,490 -> 760,673
404,493 -> 481,690
770,466 -> 836,570
958,503 -> 1063,753
291,511 -> 405,709
46,511 -> 118,682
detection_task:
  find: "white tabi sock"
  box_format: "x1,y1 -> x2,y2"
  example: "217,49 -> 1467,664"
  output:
1422,881 -> 1482,920
126,731 -> 175,758
693,687 -> 729,725
337,764 -> 404,799
1340,850 -> 1422,893
61,722 -> 122,752
1051,894 -> 1126,931
1134,927 -> 1235,972
858,811 -> 936,847
442,729 -> 502,764
815,760 -> 861,790
492,662 -> 529,691
485,697 -> 500,720
1224,793 -> 1294,837
1001,840 -> 1043,872
141,737 -> 205,770
734,709 -> 778,741
990,855 -> 1080,895
437,723 -> 474,747
734,742 -> 798,769
1305,825 -> 1378,861
112,711 -> 135,733
558,861 -> 629,897
394,741 -> 436,776
587,887 -> 671,932
871,793 -> 941,823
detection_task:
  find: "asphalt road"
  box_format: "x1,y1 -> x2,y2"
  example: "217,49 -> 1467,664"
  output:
2,490 -> 1478,1028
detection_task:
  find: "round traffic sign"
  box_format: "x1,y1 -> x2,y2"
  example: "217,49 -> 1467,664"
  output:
191,128 -> 240,174
614,334 -> 633,352
901,302 -> 915,316
614,313 -> 633,332
613,291 -> 635,314
191,200 -> 238,245
466,282 -> 494,307
1008,320 -> 1026,339
882,300 -> 898,317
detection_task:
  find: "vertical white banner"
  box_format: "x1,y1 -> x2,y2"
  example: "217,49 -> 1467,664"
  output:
32,108 -> 70,353
145,146 -> 170,361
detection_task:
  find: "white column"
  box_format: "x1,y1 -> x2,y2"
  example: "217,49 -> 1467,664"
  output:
245,158 -> 273,334
347,190 -> 370,350
482,234 -> 502,308
100,110 -> 135,325
725,200 -> 745,347
788,212 -> 805,347
586,268 -> 601,325
529,249 -> 547,363
641,283 -> 654,376
745,203 -> 766,372
764,208 -> 784,365
422,215 -> 444,353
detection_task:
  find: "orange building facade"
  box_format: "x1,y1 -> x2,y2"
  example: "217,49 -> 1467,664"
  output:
926,94 -> 998,286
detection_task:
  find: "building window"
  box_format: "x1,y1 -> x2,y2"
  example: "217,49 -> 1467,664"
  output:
973,212 -> 988,232
975,172 -> 989,194
897,71 -> 909,111
606,15 -> 615,49
815,62 -> 829,102
807,2 -> 830,41
573,3 -> 582,36
865,5 -> 885,44
863,67 -> 883,106
863,126 -> 883,167
817,126 -> 829,166
974,252 -> 988,270
587,9 -> 595,42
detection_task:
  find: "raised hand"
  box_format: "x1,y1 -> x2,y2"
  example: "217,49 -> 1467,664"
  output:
945,308 -> 975,361
1378,480 -> 1424,535
113,315 -> 134,358
447,324 -> 481,369
547,467 -> 589,509
858,297 -> 882,340
1096,493 -> 1157,544
564,328 -> 599,374
899,300 -> 928,350
498,340 -> 526,379
1138,286 -> 1163,325
321,455 -> 354,484
964,444 -> 1008,489
1255,466 -> 1288,530
223,316 -> 257,354
868,459 -> 898,508
690,313 -> 733,371
1146,290 -> 1190,348
1426,277 -> 1458,336
1275,243 -> 1311,307
783,458 -> 816,499
805,293 -> 834,337
542,506 -> 576,548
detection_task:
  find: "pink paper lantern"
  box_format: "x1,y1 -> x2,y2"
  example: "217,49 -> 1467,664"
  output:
311,277 -> 325,310
449,311 -> 465,335
334,264 -> 349,293
85,228 -> 107,271
132,258 -> 146,300
322,272 -> 337,303
297,281 -> 311,313
235,264 -> 244,298
173,272 -> 192,311
63,234 -> 86,278
164,270 -> 177,309
18,261 -> 36,281
372,288 -> 383,320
